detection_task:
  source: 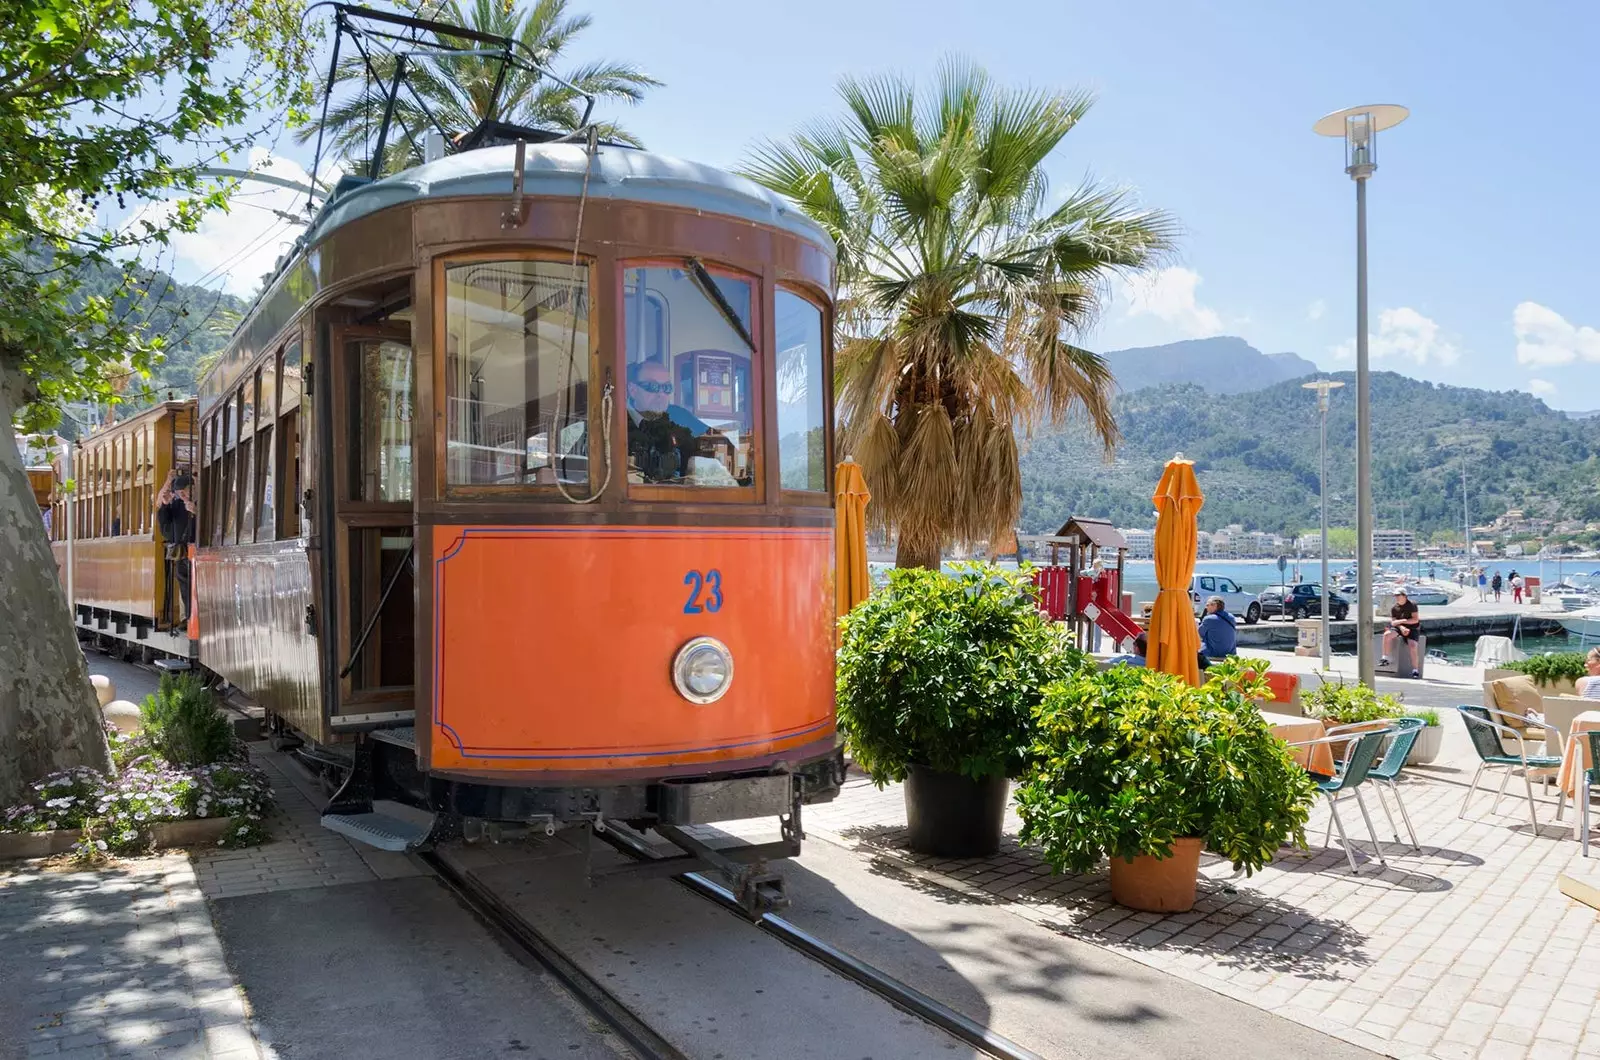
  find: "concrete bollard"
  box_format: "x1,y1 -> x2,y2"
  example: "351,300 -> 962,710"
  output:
102,700 -> 142,734
90,674 -> 115,707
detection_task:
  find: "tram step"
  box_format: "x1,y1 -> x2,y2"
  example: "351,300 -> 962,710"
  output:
321,811 -> 433,852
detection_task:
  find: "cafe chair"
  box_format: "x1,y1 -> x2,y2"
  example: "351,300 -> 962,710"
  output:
1457,705 -> 1566,833
1324,717 -> 1426,850
1287,729 -> 1391,874
1581,730 -> 1600,858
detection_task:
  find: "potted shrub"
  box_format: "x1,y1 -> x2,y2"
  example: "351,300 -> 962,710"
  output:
1016,660 -> 1319,912
837,564 -> 1084,857
1504,653 -> 1585,696
1406,708 -> 1443,765
1302,678 -> 1405,757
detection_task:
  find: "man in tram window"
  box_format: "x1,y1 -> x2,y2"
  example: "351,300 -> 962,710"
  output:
155,469 -> 196,627
627,359 -> 707,482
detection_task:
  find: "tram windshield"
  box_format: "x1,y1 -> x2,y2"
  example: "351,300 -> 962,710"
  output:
443,259 -> 590,487
623,264 -> 757,489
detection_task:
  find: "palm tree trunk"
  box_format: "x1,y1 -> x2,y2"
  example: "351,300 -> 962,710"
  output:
895,537 -> 942,570
0,367 -> 110,805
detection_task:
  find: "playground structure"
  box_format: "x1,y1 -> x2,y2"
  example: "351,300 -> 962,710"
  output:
1031,517 -> 1143,652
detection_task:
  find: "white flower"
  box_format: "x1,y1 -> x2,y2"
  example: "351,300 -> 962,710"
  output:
94,840 -> 107,851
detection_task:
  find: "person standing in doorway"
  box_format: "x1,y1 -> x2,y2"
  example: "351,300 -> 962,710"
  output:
155,469 -> 196,627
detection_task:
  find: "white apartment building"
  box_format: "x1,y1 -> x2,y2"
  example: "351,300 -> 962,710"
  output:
1372,528 -> 1415,557
1121,528 -> 1154,559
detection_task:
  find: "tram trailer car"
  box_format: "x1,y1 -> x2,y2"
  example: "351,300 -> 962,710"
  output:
46,400 -> 200,661
187,129 -> 845,908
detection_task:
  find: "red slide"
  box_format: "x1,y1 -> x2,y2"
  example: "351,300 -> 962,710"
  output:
1082,599 -> 1143,647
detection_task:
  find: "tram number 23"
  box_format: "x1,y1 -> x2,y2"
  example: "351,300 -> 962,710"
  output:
682,569 -> 724,614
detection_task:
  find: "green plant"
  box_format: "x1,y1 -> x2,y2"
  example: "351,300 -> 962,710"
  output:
1302,678 -> 1405,725
836,563 -> 1087,786
141,674 -> 240,767
1016,659 -> 1320,876
1413,708 -> 1441,728
1504,652 -> 1588,686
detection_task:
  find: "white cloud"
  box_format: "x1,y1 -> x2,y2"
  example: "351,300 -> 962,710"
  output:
1513,301 -> 1600,367
1328,306 -> 1460,366
123,148 -> 316,296
1115,267 -> 1223,339
1307,299 -> 1326,321
1527,378 -> 1556,398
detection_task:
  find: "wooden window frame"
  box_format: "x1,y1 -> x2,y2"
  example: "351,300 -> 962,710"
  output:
618,257 -> 765,505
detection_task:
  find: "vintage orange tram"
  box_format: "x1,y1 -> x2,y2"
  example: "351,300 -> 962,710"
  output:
170,8 -> 844,906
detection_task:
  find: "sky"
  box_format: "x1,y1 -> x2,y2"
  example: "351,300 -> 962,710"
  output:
160,0 -> 1600,410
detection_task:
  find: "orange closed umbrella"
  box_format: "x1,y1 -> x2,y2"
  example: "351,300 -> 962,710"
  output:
1148,454 -> 1204,685
835,458 -> 872,630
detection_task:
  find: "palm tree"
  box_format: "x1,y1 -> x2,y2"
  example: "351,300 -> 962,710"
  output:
299,0 -> 661,173
741,58 -> 1178,569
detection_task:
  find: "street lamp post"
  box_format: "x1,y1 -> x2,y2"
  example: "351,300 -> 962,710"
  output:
1315,104 -> 1409,689
1303,378 -> 1344,669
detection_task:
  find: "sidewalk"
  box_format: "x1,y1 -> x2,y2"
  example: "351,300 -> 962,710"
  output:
805,732 -> 1600,1060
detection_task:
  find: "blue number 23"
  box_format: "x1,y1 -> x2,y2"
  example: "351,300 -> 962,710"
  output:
682,569 -> 724,614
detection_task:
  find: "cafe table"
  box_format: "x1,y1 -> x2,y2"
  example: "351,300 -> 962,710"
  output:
1556,709 -> 1600,799
1262,709 -> 1335,776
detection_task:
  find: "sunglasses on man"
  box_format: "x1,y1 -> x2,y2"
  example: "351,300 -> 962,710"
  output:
631,379 -> 672,394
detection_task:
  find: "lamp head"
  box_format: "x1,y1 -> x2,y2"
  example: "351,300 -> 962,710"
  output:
1313,105 -> 1408,178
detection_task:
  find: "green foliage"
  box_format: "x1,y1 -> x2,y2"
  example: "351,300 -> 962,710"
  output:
1504,652 -> 1589,686
1018,373 -> 1600,535
1302,678 -> 1407,725
299,0 -> 662,171
140,674 -> 240,767
837,563 -> 1087,785
3,729 -> 273,860
0,0 -> 313,428
741,58 -> 1177,565
1413,708 -> 1441,728
1015,659 -> 1319,876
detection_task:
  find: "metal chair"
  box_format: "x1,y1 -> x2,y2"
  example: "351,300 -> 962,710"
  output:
1335,717 -> 1426,850
1288,729 -> 1391,873
1581,730 -> 1599,858
1457,705 -> 1566,832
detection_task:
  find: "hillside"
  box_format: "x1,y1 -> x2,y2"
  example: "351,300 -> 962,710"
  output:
1019,371 -> 1600,537
1101,336 -> 1319,395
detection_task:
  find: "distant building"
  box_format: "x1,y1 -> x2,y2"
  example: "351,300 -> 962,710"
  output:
1196,531 -> 1214,558
1372,528 -> 1415,558
1120,528 -> 1154,559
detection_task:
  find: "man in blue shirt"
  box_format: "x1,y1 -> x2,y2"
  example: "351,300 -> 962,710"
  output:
1197,596 -> 1238,664
1109,633 -> 1148,668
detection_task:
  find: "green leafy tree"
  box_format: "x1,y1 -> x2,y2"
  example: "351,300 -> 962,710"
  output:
741,58 -> 1177,568
297,0 -> 661,172
0,0 -> 312,805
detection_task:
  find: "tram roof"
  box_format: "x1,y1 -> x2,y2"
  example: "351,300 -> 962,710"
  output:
306,142 -> 836,257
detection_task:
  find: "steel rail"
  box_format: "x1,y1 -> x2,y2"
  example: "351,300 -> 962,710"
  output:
418,850 -> 688,1060
597,827 -> 1046,1060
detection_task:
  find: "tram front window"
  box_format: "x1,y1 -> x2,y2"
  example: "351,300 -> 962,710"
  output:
444,259 -> 590,487
623,264 -> 756,490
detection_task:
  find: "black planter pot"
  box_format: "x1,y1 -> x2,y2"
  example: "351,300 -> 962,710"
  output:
903,765 -> 1009,858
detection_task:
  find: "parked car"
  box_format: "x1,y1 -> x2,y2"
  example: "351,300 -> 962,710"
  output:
1255,582 -> 1349,621
1189,573 -> 1261,624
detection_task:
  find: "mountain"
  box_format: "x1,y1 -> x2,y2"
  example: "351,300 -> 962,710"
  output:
1019,371 -> 1600,538
1101,336 -> 1320,395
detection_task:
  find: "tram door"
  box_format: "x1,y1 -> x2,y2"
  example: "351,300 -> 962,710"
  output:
331,325 -> 415,721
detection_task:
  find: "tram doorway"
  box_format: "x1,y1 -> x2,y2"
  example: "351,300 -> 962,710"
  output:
330,320 -> 415,719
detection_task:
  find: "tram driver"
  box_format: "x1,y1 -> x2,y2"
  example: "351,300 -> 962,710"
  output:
155,468 -> 196,627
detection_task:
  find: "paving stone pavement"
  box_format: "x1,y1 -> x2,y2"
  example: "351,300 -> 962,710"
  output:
805,760 -> 1600,1060
0,856 -> 264,1060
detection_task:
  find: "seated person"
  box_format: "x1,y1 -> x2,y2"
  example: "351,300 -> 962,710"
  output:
1197,595 -> 1238,662
1109,632 -> 1148,668
1379,589 -> 1421,677
1580,647 -> 1600,700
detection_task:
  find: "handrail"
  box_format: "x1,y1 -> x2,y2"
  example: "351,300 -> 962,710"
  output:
339,542 -> 415,680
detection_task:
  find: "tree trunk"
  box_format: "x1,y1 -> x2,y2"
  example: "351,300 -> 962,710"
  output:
895,536 -> 942,570
0,375 -> 109,807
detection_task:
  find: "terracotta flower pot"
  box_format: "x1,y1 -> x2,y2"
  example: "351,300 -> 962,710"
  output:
1108,837 -> 1204,913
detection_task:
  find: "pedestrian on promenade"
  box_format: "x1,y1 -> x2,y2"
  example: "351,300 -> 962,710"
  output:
1477,568 -> 1488,601
1491,571 -> 1503,601
1511,572 -> 1525,604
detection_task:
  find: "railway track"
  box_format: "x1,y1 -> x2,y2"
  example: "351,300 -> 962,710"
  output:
423,830 -> 1045,1060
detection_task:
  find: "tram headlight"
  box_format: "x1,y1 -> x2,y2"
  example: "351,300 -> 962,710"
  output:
672,636 -> 733,704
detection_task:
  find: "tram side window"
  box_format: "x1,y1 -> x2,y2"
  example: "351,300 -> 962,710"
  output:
775,290 -> 827,492
622,264 -> 756,489
444,259 -> 589,487
256,362 -> 276,540
221,392 -> 239,545
239,376 -> 257,541
352,339 -> 412,502
278,341 -> 304,538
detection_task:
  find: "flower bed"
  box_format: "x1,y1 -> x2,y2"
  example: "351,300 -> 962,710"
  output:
1,679 -> 275,862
